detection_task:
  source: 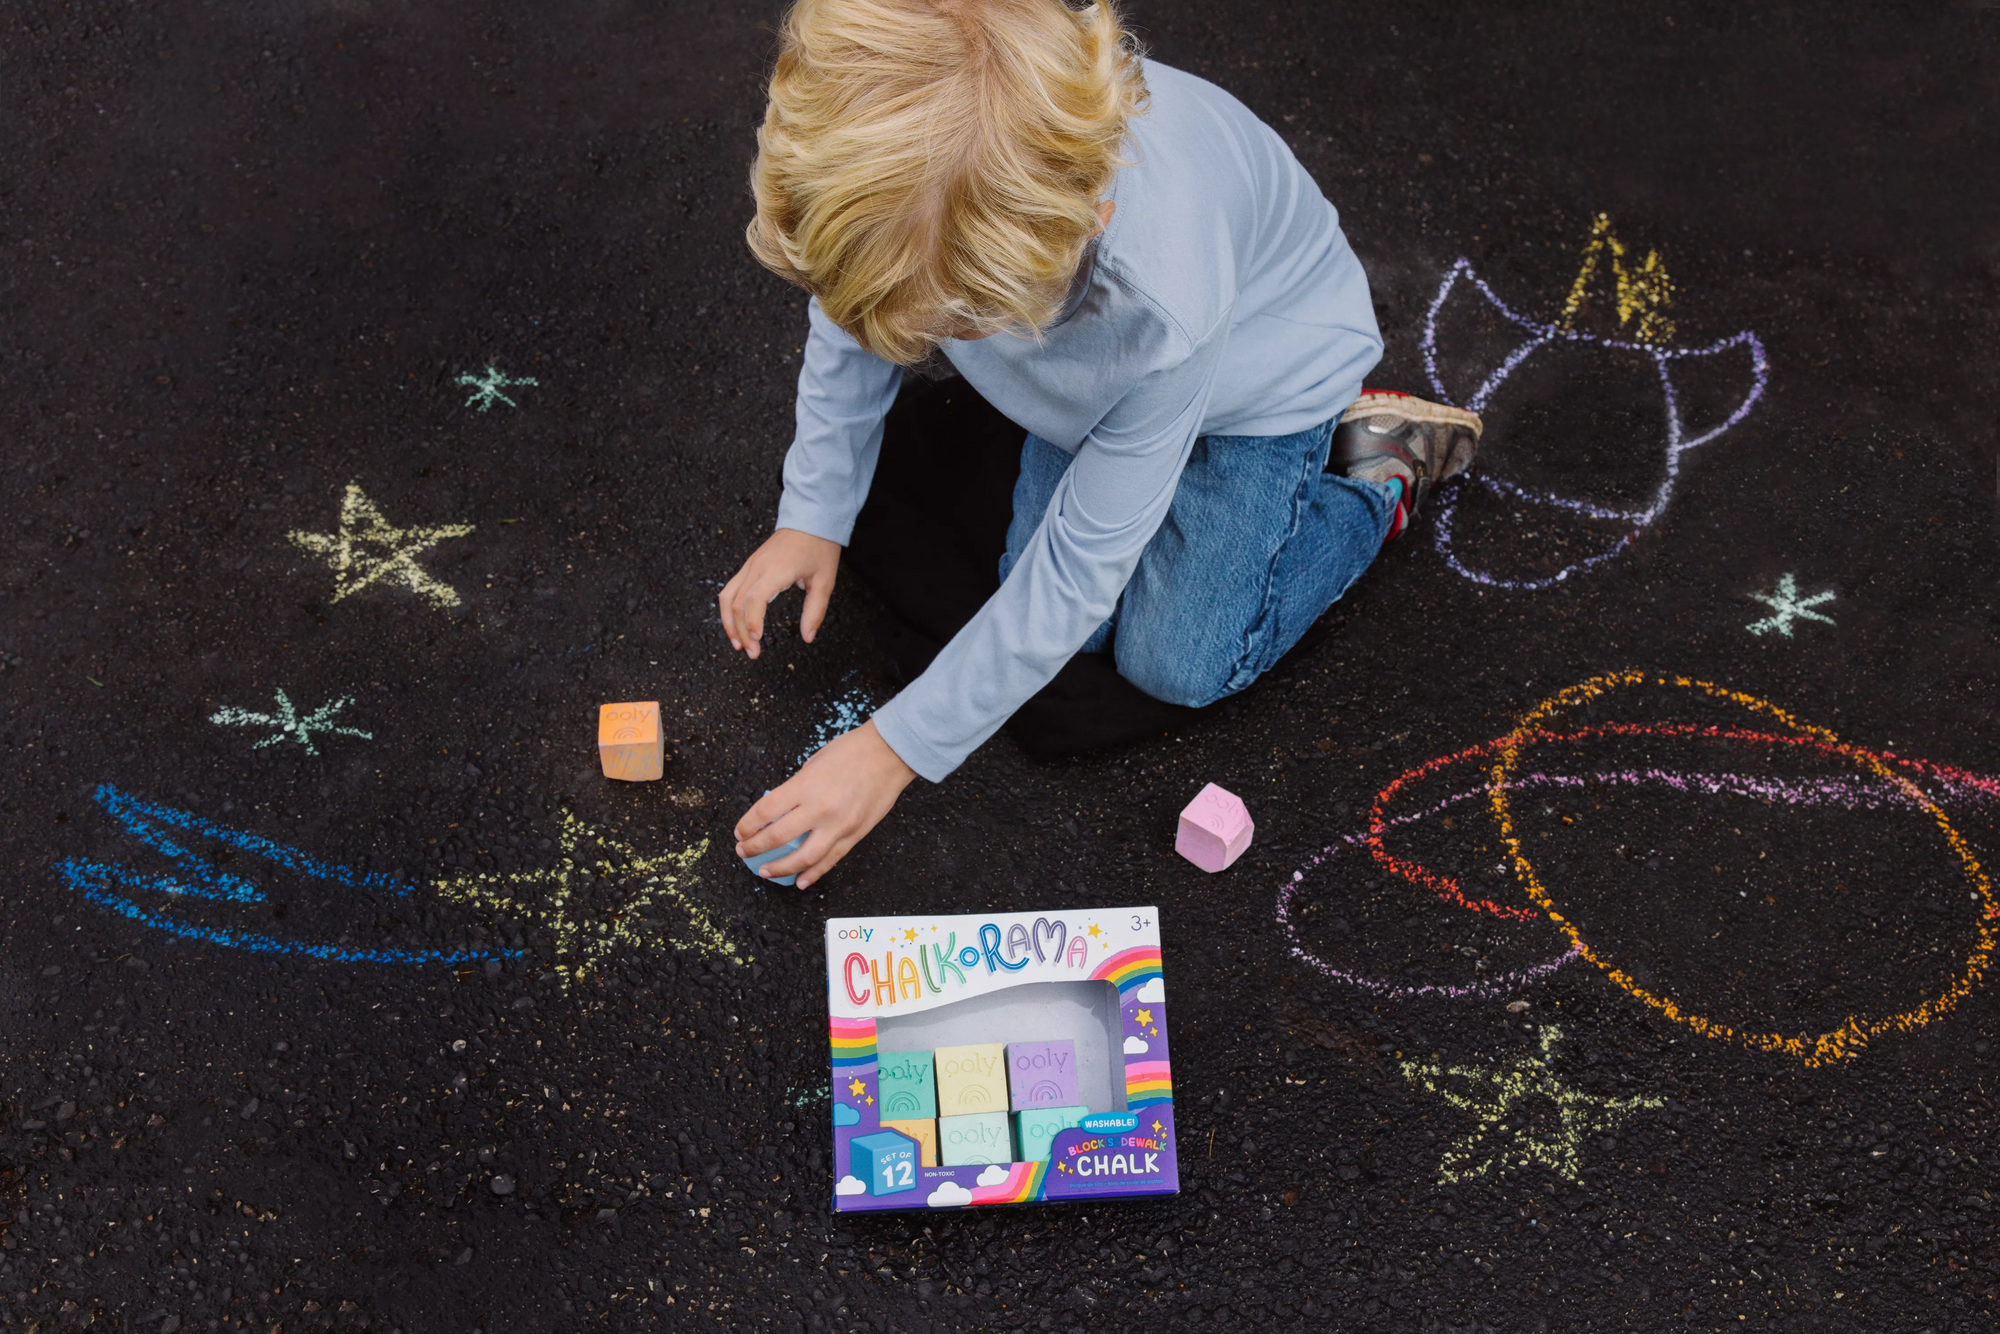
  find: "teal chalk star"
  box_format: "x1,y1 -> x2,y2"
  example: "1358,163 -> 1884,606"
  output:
1746,573 -> 1836,638
454,365 -> 538,412
209,689 -> 372,756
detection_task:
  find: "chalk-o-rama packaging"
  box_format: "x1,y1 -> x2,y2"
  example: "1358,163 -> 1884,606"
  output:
825,907 -> 1177,1211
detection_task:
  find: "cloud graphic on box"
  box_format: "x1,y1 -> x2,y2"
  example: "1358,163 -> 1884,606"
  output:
976,1165 -> 1010,1188
832,1102 -> 860,1126
835,1175 -> 866,1197
1135,979 -> 1165,1003
926,1181 -> 974,1207
1123,1036 -> 1149,1055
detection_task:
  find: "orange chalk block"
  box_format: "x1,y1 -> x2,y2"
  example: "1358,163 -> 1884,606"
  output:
598,701 -> 664,782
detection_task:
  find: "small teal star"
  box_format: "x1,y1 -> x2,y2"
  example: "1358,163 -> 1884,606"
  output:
454,365 -> 538,412
209,689 -> 372,756
1746,573 -> 1835,638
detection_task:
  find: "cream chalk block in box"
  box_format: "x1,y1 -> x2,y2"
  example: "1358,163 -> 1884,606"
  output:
1175,782 -> 1253,872
934,1042 -> 1007,1116
597,701 -> 663,782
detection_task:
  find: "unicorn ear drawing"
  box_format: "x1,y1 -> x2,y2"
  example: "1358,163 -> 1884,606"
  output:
1662,333 -> 1770,451
1420,259 -> 1555,414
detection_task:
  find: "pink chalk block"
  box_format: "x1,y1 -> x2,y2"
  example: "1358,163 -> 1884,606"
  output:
1175,783 -> 1253,872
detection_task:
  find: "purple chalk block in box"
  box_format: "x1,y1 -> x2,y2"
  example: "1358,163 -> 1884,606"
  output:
1175,782 -> 1253,873
1006,1039 -> 1078,1111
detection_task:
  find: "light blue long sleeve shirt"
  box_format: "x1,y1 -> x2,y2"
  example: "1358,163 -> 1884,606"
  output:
774,61 -> 1382,781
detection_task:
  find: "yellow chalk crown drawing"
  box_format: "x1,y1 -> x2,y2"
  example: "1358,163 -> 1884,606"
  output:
433,812 -> 746,984
1557,214 -> 1676,344
289,483 -> 475,611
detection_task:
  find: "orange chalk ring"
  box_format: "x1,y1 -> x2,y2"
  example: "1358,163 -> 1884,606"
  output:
1488,671 -> 1998,1066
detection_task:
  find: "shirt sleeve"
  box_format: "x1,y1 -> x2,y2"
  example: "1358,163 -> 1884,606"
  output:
869,325 -> 1228,782
774,298 -> 904,546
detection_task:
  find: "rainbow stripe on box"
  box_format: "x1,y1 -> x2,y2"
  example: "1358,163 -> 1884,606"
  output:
1091,945 -> 1163,995
1125,1059 -> 1172,1109
969,1160 -> 1048,1205
830,1016 -> 877,1069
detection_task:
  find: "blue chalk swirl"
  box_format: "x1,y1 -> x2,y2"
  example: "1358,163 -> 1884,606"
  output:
52,785 -> 520,966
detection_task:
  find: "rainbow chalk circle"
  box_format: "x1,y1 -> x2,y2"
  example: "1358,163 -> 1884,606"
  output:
879,1117 -> 938,1167
1006,1040 -> 1078,1110
1014,1104 -> 1089,1163
1176,783 -> 1254,872
877,1050 -> 938,1120
850,1130 -> 920,1196
597,702 -> 663,782
934,1042 -> 1008,1116
938,1112 -> 1011,1167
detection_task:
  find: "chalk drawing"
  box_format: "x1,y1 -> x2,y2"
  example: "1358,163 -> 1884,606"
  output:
1279,679 -> 2000,1052
1419,219 -> 1769,590
209,689 -> 372,756
1401,1025 -> 1665,1186
1746,573 -> 1836,638
434,813 -> 748,984
795,682 -> 876,768
1491,673 -> 1997,1066
289,484 -> 475,611
51,785 -> 516,966
454,365 -> 539,412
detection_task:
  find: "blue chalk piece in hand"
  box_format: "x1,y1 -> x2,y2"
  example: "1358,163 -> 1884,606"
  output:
851,1130 -> 920,1196
742,830 -> 808,886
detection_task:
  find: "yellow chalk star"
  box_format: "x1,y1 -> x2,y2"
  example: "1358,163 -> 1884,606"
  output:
847,1078 -> 866,1098
434,811 -> 744,985
289,483 -> 475,611
1086,923 -> 1102,939
1135,1008 -> 1154,1027
1400,1026 -> 1664,1186
903,928 -> 918,944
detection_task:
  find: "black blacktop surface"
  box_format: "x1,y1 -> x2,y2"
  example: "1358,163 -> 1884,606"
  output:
6,1 -> 2000,1330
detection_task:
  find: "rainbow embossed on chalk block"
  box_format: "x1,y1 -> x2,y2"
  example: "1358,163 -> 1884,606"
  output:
824,906 -> 1177,1213
1175,782 -> 1253,872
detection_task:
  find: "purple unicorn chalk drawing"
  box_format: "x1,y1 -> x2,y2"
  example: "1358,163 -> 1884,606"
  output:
1419,216 -> 1770,591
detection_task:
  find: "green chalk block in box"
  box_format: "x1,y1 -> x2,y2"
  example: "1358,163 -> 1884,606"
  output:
1013,1104 -> 1089,1163
876,1050 -> 936,1120
938,1112 -> 1011,1166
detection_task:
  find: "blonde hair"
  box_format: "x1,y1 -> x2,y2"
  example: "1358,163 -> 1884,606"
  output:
747,0 -> 1148,365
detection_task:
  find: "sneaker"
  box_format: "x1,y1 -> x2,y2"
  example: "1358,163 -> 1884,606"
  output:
1329,390 -> 1483,523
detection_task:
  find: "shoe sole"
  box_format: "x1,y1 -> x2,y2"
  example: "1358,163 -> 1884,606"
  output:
1342,391 -> 1484,439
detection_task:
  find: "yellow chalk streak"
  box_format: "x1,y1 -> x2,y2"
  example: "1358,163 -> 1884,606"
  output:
1400,1025 -> 1665,1185
434,812 -> 747,985
1557,214 -> 1677,344
1487,672 -> 1997,1067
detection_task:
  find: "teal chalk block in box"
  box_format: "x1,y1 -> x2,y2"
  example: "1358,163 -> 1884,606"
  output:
939,1112 -> 1011,1166
877,1050 -> 936,1120
1014,1105 -> 1089,1163
851,1130 -> 920,1196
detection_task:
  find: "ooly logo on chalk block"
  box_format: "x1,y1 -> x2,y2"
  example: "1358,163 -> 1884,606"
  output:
597,702 -> 663,782
1175,782 -> 1253,873
938,1112 -> 1010,1167
1006,1039 -> 1078,1111
934,1042 -> 1007,1116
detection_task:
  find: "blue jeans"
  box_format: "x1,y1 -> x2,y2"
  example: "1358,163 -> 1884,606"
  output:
999,419 -> 1395,708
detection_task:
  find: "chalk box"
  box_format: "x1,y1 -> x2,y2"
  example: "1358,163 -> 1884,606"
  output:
826,906 -> 1176,1212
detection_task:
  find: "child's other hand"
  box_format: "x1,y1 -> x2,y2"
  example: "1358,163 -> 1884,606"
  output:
733,720 -> 916,889
719,527 -> 842,660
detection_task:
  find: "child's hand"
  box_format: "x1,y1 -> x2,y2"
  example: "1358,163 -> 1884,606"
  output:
733,720 -> 916,888
719,527 -> 842,660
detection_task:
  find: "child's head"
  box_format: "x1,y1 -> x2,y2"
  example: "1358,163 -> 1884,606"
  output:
747,0 -> 1147,364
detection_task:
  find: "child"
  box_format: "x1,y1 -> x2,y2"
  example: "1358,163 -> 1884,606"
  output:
722,0 -> 1480,887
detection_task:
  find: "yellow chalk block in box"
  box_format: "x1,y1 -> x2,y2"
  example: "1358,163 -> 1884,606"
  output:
597,701 -> 663,782
934,1042 -> 1007,1116
879,1117 -> 937,1167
